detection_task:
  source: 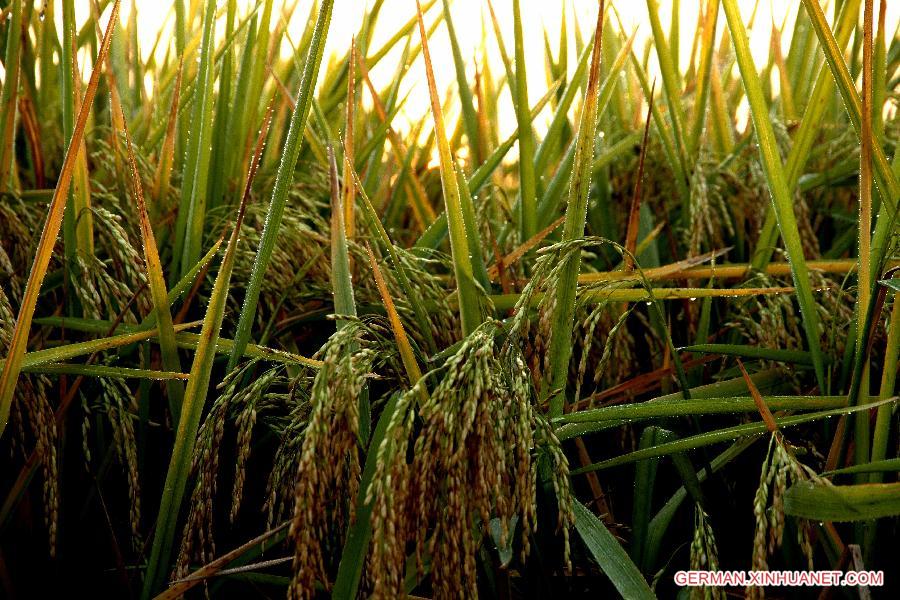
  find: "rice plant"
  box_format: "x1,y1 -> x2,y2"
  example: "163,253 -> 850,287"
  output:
0,0 -> 898,598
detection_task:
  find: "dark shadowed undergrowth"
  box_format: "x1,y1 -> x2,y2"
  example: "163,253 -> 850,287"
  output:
0,0 -> 899,598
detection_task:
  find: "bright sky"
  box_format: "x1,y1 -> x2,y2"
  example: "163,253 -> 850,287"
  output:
74,0 -> 900,139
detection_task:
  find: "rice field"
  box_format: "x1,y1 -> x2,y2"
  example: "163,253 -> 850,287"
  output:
0,0 -> 898,597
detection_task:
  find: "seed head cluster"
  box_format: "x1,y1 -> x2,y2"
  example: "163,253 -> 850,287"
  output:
287,320 -> 381,599
365,322 -> 572,598
748,433 -> 816,599
690,503 -> 723,600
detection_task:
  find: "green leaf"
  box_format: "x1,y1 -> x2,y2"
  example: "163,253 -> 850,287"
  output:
328,147 -> 357,328
544,4 -> 606,416
644,438 -> 756,572
572,398 -> 895,473
752,0 -> 861,270
142,239 -> 224,330
645,0 -> 687,171
0,0 -> 23,190
626,43 -> 690,203
456,167 -> 491,291
784,481 -> 900,521
172,0 -> 218,281
416,0 -> 483,337
441,0 -> 481,164
0,0 -> 121,437
825,458 -> 900,477
142,117 -> 259,599
687,0 -> 719,156
533,34 -> 593,180
144,218 -> 242,596
880,279 -> 900,292
800,0 -> 898,289
23,363 -> 189,381
573,501 -> 656,600
680,344 -> 818,365
207,0 -> 239,211
227,0 -> 335,372
61,0 -> 97,267
30,317 -> 321,370
512,0 -> 537,241
122,117 -> 185,422
415,80 -> 559,250
631,427 -> 668,568
8,322 -> 200,370
722,0 -> 826,390
555,396 -> 848,441
872,286 -> 900,477
345,159 -> 437,354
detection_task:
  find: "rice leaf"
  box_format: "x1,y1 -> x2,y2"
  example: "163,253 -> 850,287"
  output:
345,152 -> 438,354
512,0 -> 537,241
0,0 -> 121,437
416,79 -> 559,250
61,0 -> 95,268
35,315 -> 322,369
173,0 -> 217,280
722,0 -> 826,390
152,61 -> 183,216
687,0 -> 719,155
23,364 -> 189,381
555,396 -> 849,441
784,481 -> 900,522
365,245 -> 423,386
631,427 -> 665,569
853,0 -> 876,466
800,0 -> 899,281
572,398 -> 895,473
207,0 -> 239,212
416,0 -> 483,337
329,146 -> 357,329
493,285 -> 797,312
143,239 -> 224,329
227,0 -> 335,372
442,0 -> 481,164
544,2 -> 606,416
0,0 -> 22,190
871,277 -> 900,476
826,458 -> 900,477
680,344 -> 818,365
6,322 -> 200,370
645,0 -> 687,170
142,139 -> 253,600
121,117 -> 186,421
644,439 -> 756,572
573,501 -> 656,600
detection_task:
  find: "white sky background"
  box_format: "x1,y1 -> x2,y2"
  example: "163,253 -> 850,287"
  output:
75,0 -> 899,140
